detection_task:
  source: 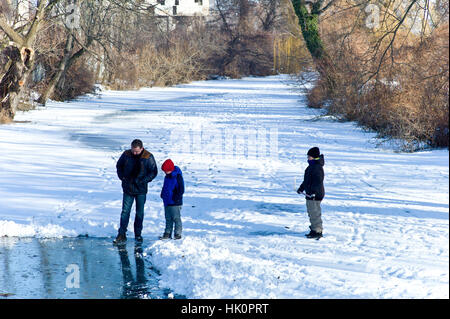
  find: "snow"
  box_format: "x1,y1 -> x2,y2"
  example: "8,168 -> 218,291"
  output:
0,75 -> 448,298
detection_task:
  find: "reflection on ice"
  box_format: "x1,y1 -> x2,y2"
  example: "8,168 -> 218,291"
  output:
0,237 -> 178,299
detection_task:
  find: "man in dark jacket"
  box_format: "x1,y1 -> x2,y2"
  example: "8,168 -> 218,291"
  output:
159,159 -> 184,240
114,139 -> 158,244
297,147 -> 325,239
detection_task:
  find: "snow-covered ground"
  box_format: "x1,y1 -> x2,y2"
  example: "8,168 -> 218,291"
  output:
0,75 -> 448,298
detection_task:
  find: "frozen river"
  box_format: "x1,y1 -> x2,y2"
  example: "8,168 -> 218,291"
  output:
0,75 -> 448,298
0,236 -> 181,299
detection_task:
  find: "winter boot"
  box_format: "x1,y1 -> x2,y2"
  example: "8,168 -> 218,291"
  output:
135,235 -> 143,243
113,233 -> 127,244
305,230 -> 323,239
174,234 -> 182,240
159,233 -> 171,240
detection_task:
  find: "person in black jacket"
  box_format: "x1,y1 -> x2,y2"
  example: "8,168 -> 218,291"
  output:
297,147 -> 325,239
114,139 -> 158,244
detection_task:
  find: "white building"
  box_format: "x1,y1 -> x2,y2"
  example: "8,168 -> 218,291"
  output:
148,0 -> 210,16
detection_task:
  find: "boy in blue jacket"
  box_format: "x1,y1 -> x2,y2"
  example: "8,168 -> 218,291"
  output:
160,159 -> 184,240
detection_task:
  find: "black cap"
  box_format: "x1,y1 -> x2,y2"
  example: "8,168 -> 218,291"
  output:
307,147 -> 320,158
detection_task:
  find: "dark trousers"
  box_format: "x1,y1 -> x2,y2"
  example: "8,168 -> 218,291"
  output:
118,193 -> 146,237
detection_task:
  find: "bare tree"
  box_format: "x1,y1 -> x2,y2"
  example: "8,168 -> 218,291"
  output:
38,0 -> 158,105
256,0 -> 281,31
0,0 -> 60,122
289,0 -> 445,88
210,0 -> 279,76
288,0 -> 448,148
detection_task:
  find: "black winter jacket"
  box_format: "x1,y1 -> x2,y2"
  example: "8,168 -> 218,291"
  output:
298,154 -> 325,201
116,149 -> 158,195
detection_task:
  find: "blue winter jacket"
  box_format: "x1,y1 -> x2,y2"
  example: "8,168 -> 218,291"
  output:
160,166 -> 184,206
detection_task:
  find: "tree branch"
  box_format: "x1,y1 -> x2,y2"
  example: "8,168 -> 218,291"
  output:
374,0 -> 419,79
0,14 -> 25,46
318,0 -> 337,15
24,0 -> 50,46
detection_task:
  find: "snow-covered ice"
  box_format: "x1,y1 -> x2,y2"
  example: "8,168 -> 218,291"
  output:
0,75 -> 448,298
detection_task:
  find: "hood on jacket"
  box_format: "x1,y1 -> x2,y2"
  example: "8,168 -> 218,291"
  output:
318,154 -> 325,166
167,166 -> 182,177
308,154 -> 325,166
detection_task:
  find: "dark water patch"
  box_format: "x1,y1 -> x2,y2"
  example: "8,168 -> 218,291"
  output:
69,132 -> 123,151
255,203 -> 301,215
121,108 -> 165,113
92,109 -> 166,123
0,237 -> 183,299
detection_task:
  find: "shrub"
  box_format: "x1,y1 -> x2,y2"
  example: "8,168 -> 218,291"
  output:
304,7 -> 449,150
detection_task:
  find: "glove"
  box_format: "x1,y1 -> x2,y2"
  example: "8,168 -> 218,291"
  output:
305,193 -> 315,200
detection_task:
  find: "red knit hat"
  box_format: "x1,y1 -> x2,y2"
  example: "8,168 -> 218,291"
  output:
161,159 -> 175,172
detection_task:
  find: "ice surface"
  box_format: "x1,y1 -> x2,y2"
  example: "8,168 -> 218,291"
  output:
0,236 -> 179,299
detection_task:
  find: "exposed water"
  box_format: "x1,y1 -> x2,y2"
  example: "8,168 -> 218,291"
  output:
0,236 -> 180,299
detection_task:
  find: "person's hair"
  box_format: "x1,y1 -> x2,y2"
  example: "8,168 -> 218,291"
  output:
131,139 -> 143,149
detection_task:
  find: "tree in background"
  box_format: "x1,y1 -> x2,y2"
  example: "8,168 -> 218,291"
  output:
0,0 -> 59,122
289,0 -> 449,149
290,0 -> 337,93
37,0 -> 158,105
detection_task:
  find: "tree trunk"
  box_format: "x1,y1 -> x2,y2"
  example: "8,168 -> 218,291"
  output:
237,0 -> 250,75
0,0 -> 55,122
238,0 -> 250,33
38,34 -> 75,105
0,46 -> 34,122
291,0 -> 336,92
292,1 -> 325,59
